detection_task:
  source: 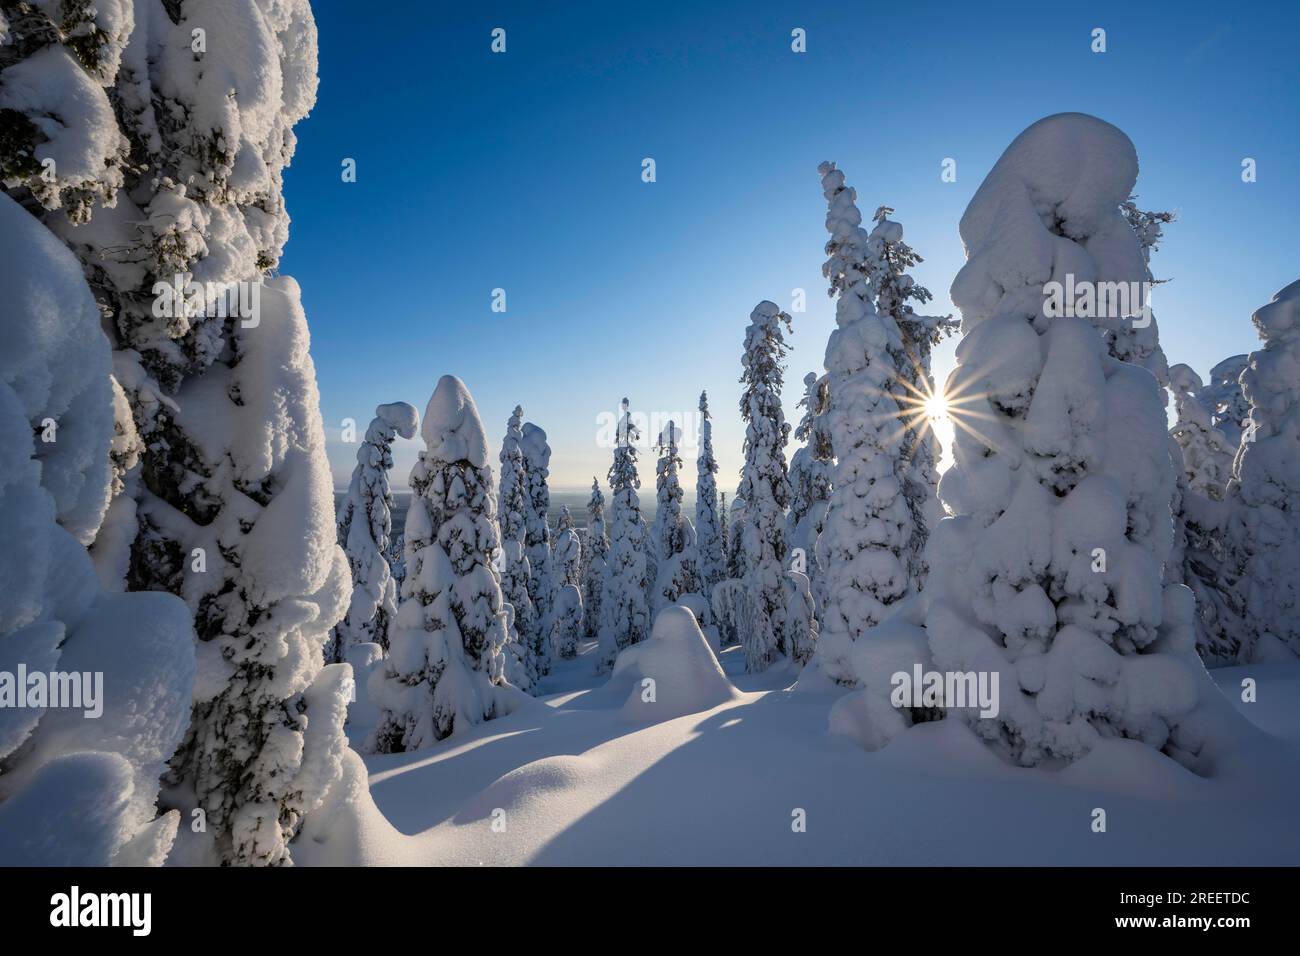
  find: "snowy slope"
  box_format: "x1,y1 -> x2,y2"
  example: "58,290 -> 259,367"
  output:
298,635 -> 1300,866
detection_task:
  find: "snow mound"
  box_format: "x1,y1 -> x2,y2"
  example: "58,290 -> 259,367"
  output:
456,754 -> 599,822
294,750 -> 420,866
611,606 -> 739,723
0,752 -> 139,866
376,401 -> 420,440
19,591 -> 195,839
421,375 -> 489,467
827,602 -> 934,752
1058,737 -> 1206,800
676,592 -> 713,632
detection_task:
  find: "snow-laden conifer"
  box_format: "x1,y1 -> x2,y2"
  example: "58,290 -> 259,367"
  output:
787,372 -> 832,592
497,406 -> 537,688
0,193 -> 194,866
550,584 -> 584,661
719,492 -> 730,568
694,392 -> 726,600
582,479 -> 609,639
1166,366 -> 1240,664
650,421 -> 701,612
1206,355 -> 1251,449
522,422 -> 554,674
370,376 -> 514,750
812,165 -> 916,684
737,301 -> 809,672
866,204 -> 955,581
926,114 -> 1214,768
725,494 -> 747,581
1225,281 -> 1300,660
332,403 -> 420,661
596,402 -> 650,672
552,506 -> 583,589
1170,366 -> 1235,500
2,0 -> 353,865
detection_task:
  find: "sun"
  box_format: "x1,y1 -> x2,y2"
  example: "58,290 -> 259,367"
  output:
924,392 -> 949,421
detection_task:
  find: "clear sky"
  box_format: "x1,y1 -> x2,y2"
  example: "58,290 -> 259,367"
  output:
279,0 -> 1300,492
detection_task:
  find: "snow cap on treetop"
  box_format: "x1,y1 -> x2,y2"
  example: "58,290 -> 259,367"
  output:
959,112 -> 1138,254
376,401 -> 419,440
521,422 -> 551,467
1252,279 -> 1300,338
1210,354 -> 1249,383
658,421 -> 683,446
1169,363 -> 1204,394
421,375 -> 489,467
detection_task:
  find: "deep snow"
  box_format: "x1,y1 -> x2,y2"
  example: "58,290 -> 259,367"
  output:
299,628 -> 1300,866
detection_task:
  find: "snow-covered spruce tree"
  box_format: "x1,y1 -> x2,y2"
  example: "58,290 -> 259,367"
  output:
710,579 -> 747,649
555,504 -> 575,532
2,1 -> 355,865
582,478 -> 609,639
1122,201 -> 1176,292
719,491 -> 730,564
521,421 -> 554,673
550,584 -> 583,661
725,493 -> 747,580
694,391 -> 726,600
1121,200 -> 1175,270
787,372 -> 832,589
552,506 -> 583,588
596,402 -> 650,673
1106,198 -> 1173,383
1168,365 -> 1241,665
370,376 -> 515,750
711,491 -> 748,647
866,204 -> 956,582
331,402 -> 420,662
638,510 -> 658,611
497,406 -> 537,688
1170,366 -> 1235,500
926,113 -> 1215,769
1206,355 -> 1251,449
650,421 -> 701,613
1225,281 -> 1300,660
737,301 -> 811,672
0,192 -> 195,866
388,531 -> 407,591
811,164 -> 915,685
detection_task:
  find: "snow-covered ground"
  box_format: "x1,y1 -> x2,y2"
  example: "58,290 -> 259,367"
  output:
299,632 -> 1300,866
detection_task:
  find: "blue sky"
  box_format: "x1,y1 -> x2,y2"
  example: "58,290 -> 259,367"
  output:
280,0 -> 1300,491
